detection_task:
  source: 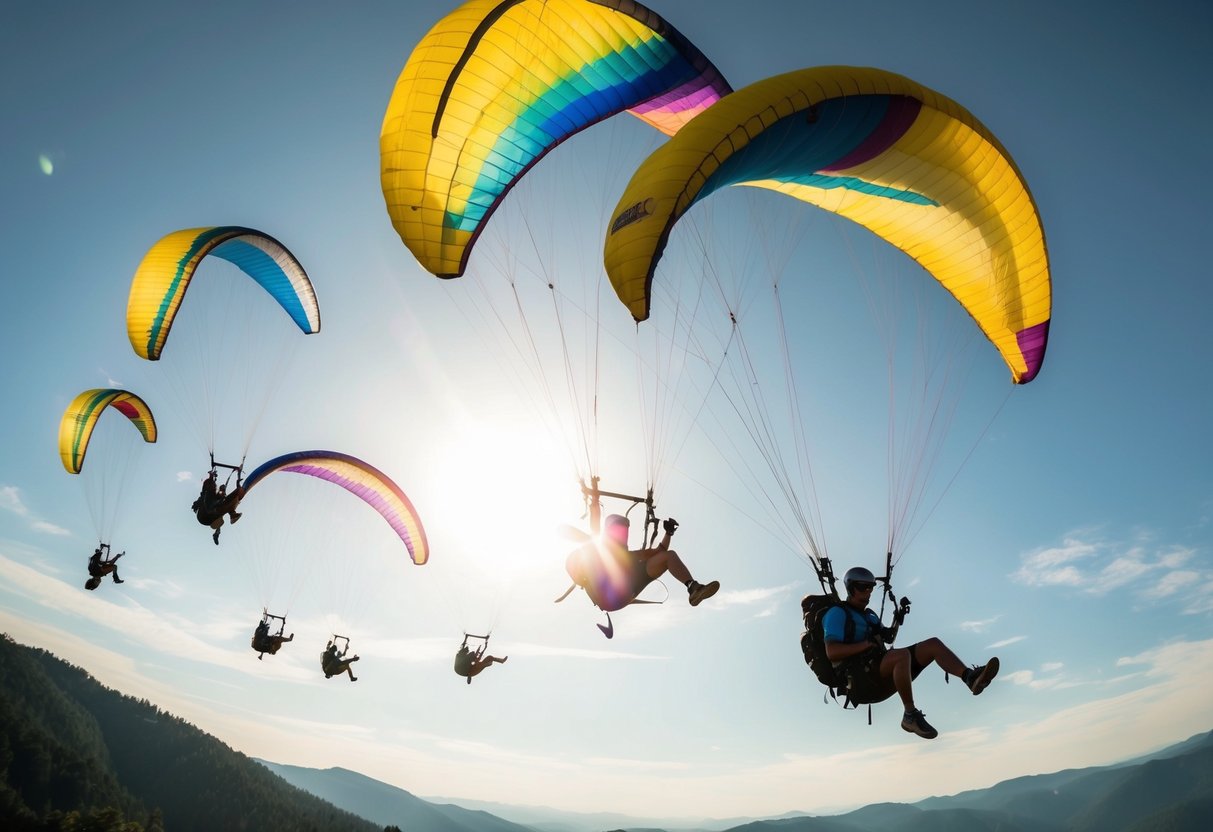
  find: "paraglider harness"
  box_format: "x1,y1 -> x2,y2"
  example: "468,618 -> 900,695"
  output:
554,477 -> 666,639
454,633 -> 490,684
87,543 -> 122,576
799,553 -> 911,721
192,455 -> 245,522
322,634 -> 352,677
252,609 -> 287,659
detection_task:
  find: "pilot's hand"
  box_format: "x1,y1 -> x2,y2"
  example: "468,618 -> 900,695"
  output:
662,518 -> 679,535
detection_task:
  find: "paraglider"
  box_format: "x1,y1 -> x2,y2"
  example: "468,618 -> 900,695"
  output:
192,465 -> 245,544
381,0 -> 732,278
453,633 -> 507,684
251,610 -> 293,660
85,544 -> 124,591
382,6 -> 736,625
808,565 -> 999,739
322,636 -> 359,682
560,504 -> 718,638
60,388 -> 157,569
126,226 -> 321,501
603,65 -> 1050,714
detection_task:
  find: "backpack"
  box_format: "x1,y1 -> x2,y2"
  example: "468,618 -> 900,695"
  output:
453,646 -> 473,676
799,593 -> 856,693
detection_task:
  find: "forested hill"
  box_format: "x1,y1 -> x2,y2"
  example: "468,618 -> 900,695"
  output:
0,633 -> 384,832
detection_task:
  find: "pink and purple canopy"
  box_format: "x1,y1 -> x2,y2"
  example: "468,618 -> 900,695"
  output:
244,450 -> 428,565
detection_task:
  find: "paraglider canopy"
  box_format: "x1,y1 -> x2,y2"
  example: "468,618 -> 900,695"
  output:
604,65 -> 1051,384
59,389 -> 157,474
381,0 -> 732,278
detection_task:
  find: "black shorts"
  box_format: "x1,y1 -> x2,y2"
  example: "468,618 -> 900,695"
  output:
839,641 -> 927,705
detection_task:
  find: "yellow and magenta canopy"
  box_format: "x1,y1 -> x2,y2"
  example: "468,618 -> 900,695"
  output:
604,66 -> 1051,383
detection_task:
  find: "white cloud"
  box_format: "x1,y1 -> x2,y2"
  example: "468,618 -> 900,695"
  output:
710,584 -> 792,622
1013,537 -> 1098,585
176,471 -> 194,483
1182,578 -> 1213,614
0,552 -> 283,677
961,615 -> 1000,633
1,485 -> 30,516
1006,670 -> 1034,685
986,635 -> 1026,649
1041,662 -> 1064,672
1143,570 -> 1198,600
714,584 -> 794,607
30,520 -> 72,536
584,756 -> 690,771
1014,531 -> 1211,612
1,486 -> 73,536
1158,548 -> 1194,569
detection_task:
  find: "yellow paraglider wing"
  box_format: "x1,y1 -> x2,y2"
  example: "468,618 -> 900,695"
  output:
381,0 -> 731,279
126,226 -> 320,361
604,66 -> 1051,383
59,389 -> 157,474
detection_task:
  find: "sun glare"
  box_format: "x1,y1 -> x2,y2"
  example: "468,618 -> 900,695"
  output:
425,415 -> 583,582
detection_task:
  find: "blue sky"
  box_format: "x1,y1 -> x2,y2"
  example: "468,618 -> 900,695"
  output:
1,0 -> 1211,820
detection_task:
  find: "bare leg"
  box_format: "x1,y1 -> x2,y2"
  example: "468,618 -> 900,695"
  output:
881,648 -> 916,711
644,549 -> 693,584
912,637 -> 967,677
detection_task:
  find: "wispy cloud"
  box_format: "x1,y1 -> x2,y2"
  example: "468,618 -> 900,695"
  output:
986,635 -> 1026,649
715,585 -> 793,607
31,520 -> 71,536
176,471 -> 194,483
1013,528 -> 1211,613
0,551 -> 300,678
1,486 -> 30,516
714,583 -> 794,620
961,615 -> 1001,633
1141,569 -> 1199,600
1,485 -> 73,536
1012,536 -> 1098,587
584,756 -> 690,771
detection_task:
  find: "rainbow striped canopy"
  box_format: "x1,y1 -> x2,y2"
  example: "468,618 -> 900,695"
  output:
381,0 -> 731,278
59,389 -> 157,474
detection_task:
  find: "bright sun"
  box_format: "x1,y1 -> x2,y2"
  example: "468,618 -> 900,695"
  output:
424,413 -> 583,581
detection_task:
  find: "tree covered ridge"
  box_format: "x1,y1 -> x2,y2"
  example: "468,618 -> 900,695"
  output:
0,634 -> 382,832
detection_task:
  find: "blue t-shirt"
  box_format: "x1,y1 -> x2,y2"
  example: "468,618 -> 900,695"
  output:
822,604 -> 881,644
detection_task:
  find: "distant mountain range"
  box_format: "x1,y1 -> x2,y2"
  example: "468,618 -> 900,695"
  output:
2,632 -> 1208,832
263,731 -> 1213,832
